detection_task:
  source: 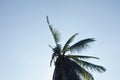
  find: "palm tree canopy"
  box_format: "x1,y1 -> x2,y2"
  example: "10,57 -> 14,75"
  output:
47,16 -> 106,80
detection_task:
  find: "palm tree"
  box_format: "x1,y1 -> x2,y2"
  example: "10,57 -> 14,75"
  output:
46,16 -> 106,80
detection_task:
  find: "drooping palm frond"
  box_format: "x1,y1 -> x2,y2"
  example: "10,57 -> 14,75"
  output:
50,45 -> 62,66
76,65 -> 94,80
69,38 -> 95,53
72,57 -> 106,73
67,55 -> 99,60
71,58 -> 94,80
62,57 -> 81,80
50,53 -> 56,67
63,65 -> 80,80
62,33 -> 79,55
46,16 -> 61,45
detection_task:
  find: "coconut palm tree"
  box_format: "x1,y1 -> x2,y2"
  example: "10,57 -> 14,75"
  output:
46,16 -> 106,80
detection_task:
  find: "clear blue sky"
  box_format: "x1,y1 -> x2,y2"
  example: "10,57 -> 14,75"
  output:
0,0 -> 120,80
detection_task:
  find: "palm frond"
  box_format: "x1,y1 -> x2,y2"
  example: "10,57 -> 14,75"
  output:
67,55 -> 99,60
69,38 -> 95,53
50,53 -> 57,67
78,66 -> 94,80
62,33 -> 79,55
72,57 -> 106,73
49,45 -> 54,50
62,57 -> 81,80
46,16 -> 61,45
46,16 -> 50,25
62,57 -> 93,80
71,59 -> 94,80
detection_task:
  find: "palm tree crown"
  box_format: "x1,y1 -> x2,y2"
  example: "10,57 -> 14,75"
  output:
47,16 -> 106,80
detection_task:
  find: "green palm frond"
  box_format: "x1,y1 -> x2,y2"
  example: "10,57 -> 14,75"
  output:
67,55 -> 99,60
72,57 -> 106,73
62,57 -> 81,80
62,57 -> 94,80
46,16 -> 50,25
46,16 -> 61,45
50,53 -> 56,67
49,26 -> 61,45
78,66 -> 94,80
62,33 -> 79,55
63,67 -> 80,80
50,53 -> 57,67
71,59 -> 94,80
69,38 -> 95,53
53,44 -> 62,54
50,45 -> 62,67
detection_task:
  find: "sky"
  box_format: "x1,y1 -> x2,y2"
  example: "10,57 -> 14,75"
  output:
0,0 -> 120,80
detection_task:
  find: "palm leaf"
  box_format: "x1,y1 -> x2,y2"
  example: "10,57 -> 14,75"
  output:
67,55 -> 99,60
69,38 -> 95,53
78,66 -> 94,80
62,57 -> 81,80
72,57 -> 106,73
46,16 -> 61,45
71,59 -> 94,80
62,33 -> 79,55
50,53 -> 56,67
